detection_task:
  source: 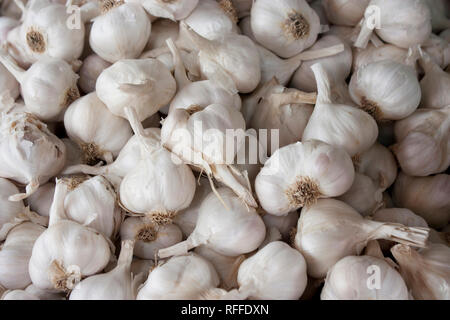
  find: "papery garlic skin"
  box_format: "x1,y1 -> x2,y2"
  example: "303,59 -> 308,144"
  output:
0,178 -> 26,237
128,0 -> 199,21
349,60 -> 421,121
321,255 -> 409,300
302,63 -> 378,156
137,254 -> 220,300
0,112 -> 66,201
145,19 -> 179,51
90,2 -> 151,63
322,0 -> 369,27
392,107 -> 450,177
392,243 -> 450,300
25,284 -> 65,300
419,55 -> 450,109
424,0 -> 450,32
27,183 -> 55,218
255,140 -> 355,216
64,92 -> 133,164
250,0 -> 320,58
372,208 -> 429,229
0,222 -> 46,289
96,58 -> 176,121
78,54 -> 111,94
120,217 -> 182,260
236,241 -> 307,300
352,44 -> 411,73
0,61 -> 19,107
393,173 -> 450,229
2,290 -> 39,300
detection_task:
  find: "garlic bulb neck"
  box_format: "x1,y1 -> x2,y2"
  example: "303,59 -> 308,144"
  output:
48,261 -> 81,292
218,0 -> 238,23
100,0 -> 124,14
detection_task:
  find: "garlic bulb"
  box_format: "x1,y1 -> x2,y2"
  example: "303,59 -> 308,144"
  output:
0,112 -> 66,201
70,240 -> 137,300
145,19 -> 179,51
24,284 -> 65,300
27,183 -> 55,218
419,52 -> 450,109
255,140 -> 355,216
5,25 -> 35,69
29,180 -> 112,291
90,2 -> 151,63
128,0 -> 198,21
302,63 -> 378,156
78,54 -> 111,94
96,58 -> 176,122
173,177 -> 211,238
61,175 -> 122,239
262,211 -> 299,241
372,208 -> 429,229
354,142 -> 397,190
161,103 -> 256,207
120,217 -> 182,260
64,92 -> 133,164
322,0 -> 370,27
291,35 -> 352,92
250,0 -> 320,58
391,243 -> 450,300
424,0 -> 450,32
183,0 -> 238,40
18,0 -> 86,63
235,241 -> 307,300
392,107 -> 450,176
321,255 -> 409,300
158,188 -> 266,258
0,53 -> 79,121
393,172 -> 450,229
294,198 -> 429,278
182,22 -> 260,93
337,173 -> 383,216
136,253 -> 220,299
349,60 -> 421,121
355,0 -> 432,49
238,16 -> 256,42
352,44 -> 411,73
2,290 -> 39,300
194,245 -> 245,290
0,222 -> 45,289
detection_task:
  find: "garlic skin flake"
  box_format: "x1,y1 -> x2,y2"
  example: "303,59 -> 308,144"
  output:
137,253 -> 220,300
392,107 -> 450,177
302,63 -> 378,157
255,140 -> 355,216
70,240 -> 137,300
321,255 -> 409,300
236,241 -> 308,300
250,0 -> 321,58
294,198 -> 429,279
90,2 -> 151,63
0,112 -> 66,201
349,60 -> 421,121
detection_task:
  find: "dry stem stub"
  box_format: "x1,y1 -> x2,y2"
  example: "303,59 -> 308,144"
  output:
136,211 -> 177,242
186,104 -> 203,115
80,142 -> 103,166
100,0 -> 124,13
62,87 -> 80,108
283,10 -> 310,40
62,175 -> 89,191
26,29 -> 46,53
49,260 -> 81,292
285,176 -> 321,208
218,0 -> 239,23
360,96 -> 382,121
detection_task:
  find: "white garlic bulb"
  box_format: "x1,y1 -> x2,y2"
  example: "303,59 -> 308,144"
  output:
302,63 -> 378,156
96,58 -> 176,122
262,211 -> 299,241
234,241 -> 307,300
90,2 -> 151,63
2,290 -> 39,300
250,0 -> 320,58
322,0 -> 370,27
120,216 -> 182,260
182,22 -> 260,93
291,35 -> 352,93
78,54 -> 111,94
352,44 -> 412,73
355,0 -> 432,49
392,107 -> 450,177
136,253 -> 220,299
294,198 -> 429,278
255,140 -> 355,216
28,180 -> 112,291
354,143 -> 397,190
128,0 -> 199,21
0,112 -> 66,201
419,52 -> 450,109
349,60 -> 421,121
0,53 -> 79,121
321,255 -> 409,300
158,188 -> 266,259
393,172 -> 450,229
27,183 -> 55,217
70,240 -> 137,300
64,92 -> 133,164
145,18 -> 179,51
18,0 -> 86,63
0,222 -> 46,289
391,243 -> 450,300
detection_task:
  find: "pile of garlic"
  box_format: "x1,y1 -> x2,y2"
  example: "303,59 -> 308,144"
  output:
0,0 -> 448,301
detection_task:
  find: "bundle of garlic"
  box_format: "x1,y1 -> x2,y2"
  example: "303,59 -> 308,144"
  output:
294,198 -> 429,278
391,243 -> 450,300
0,112 -> 66,201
